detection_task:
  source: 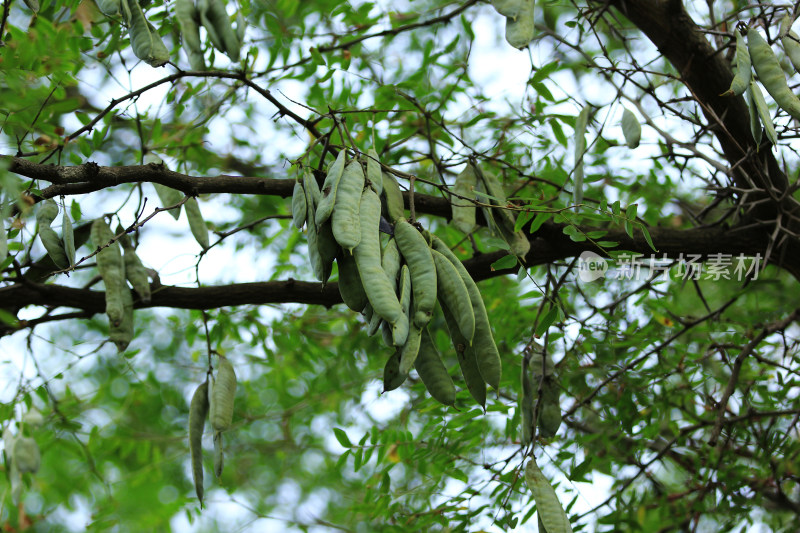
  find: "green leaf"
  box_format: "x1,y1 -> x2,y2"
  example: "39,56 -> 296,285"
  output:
535,306 -> 559,337
492,254 -> 518,270
333,428 -> 352,448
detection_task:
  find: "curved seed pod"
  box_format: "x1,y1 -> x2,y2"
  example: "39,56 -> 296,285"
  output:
723,29 -> 751,97
91,219 -> 126,327
525,458 -> 574,533
317,221 -> 339,277
147,22 -> 171,66
451,164 -> 477,234
394,264 -> 411,347
337,251 -> 369,312
175,0 -> 204,59
353,189 -> 404,328
213,432 -> 224,478
291,179 -> 307,229
211,356 -> 236,432
367,309 -> 382,336
383,349 -> 406,392
109,286 -> 134,352
39,226 -> 69,269
781,16 -> 800,73
520,354 -> 535,444
399,324 -> 422,376
475,165 -> 530,258
365,148 -> 383,194
235,12 -> 246,46
491,0 -> 524,18
748,28 -> 800,121
12,437 -> 40,474
189,380 -> 209,506
504,0 -> 534,49
119,235 -> 151,303
62,209 -> 75,267
415,329 -> 456,406
303,168 -> 322,209
153,184 -> 184,220
199,0 -> 240,61
747,81 -> 763,146
749,79 -> 777,146
36,199 -> 59,226
432,249 -> 475,344
315,150 -> 347,227
184,197 -> 210,250
306,205 -> 330,282
431,235 -> 501,390
380,321 -> 394,348
394,219 -> 436,328
381,173 -> 405,222
123,0 -> 169,67
620,108 -> 641,149
573,105 -> 590,208
381,238 -> 401,290
97,0 -> 120,15
441,301 -> 486,408
332,159 -> 365,252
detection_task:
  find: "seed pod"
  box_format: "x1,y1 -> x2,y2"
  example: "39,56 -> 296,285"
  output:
97,0 -> 121,16
306,204 -> 332,283
520,353 -> 535,444
123,0 -> 170,67
62,209 -> 75,267
620,108 -> 641,149
153,184 -> 183,220
503,0 -> 534,49
0,215 -> 7,263
39,226 -> 69,270
332,160 -> 365,252
381,238 -> 401,290
198,0 -> 240,62
353,189 -> 404,328
475,166 -> 530,259
525,458 -> 574,533
749,79 -> 778,146
491,0 -> 525,18
337,250 -> 369,312
781,16 -> 800,74
381,173 -> 405,222
189,380 -> 209,506
451,164 -> 477,234
291,179 -> 307,229
303,168 -> 322,209
723,29 -> 752,97
109,286 -> 134,352
117,227 -> 151,303
383,349 -> 406,392
394,219 -> 437,328
36,199 -> 59,226
91,219 -> 127,327
235,12 -> 246,46
399,324 -> 423,376
431,235 -> 501,390
367,308 -> 383,336
175,0 -> 205,70
573,105 -> 590,207
748,28 -> 800,121
441,300 -> 486,408
12,437 -> 40,474
184,197 -> 210,250
746,81 -> 763,146
211,356 -> 236,432
365,148 -> 383,194
213,431 -> 224,478
415,329 -> 456,406
316,221 -> 339,279
315,150 -> 347,227
432,249 -> 475,344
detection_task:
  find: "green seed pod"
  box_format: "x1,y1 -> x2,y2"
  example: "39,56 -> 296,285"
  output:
235,12 -> 246,46
315,150 -> 347,227
213,431 -> 224,478
432,249 -> 475,344
317,220 -> 339,278
722,29 -> 752,97
36,199 -> 59,227
306,205 -> 333,283
175,0 -> 205,70
451,164 -> 477,234
291,180 -> 307,229
91,219 -> 127,327
198,0 -> 240,61
211,356 -> 236,432
353,189 -> 404,327
303,168 -> 322,209
367,308 -> 383,336
39,226 -> 69,270
441,300 -> 486,409
491,0 -> 524,18
399,324 -> 423,376
62,209 -> 75,267
184,197 -> 210,250
383,349 -> 406,392
620,108 -> 641,149
153,184 -> 183,220
781,16 -> 800,73
748,28 -> 800,120
520,353 -> 535,444
747,81 -> 763,146
121,238 -> 151,303
525,458 -> 574,533
332,159 -> 365,252
0,215 -> 7,263
109,286 -> 134,352
475,165 -> 530,258
12,437 -> 40,474
189,380 -> 209,506
504,0 -> 534,49
394,219 -> 437,328
749,79 -> 777,146
337,250 -> 369,312
123,0 -> 170,67
97,0 -> 121,16
365,148 -> 383,194
381,238 -> 401,290
431,235 -> 502,390
415,329 -> 456,406
380,172 -> 405,222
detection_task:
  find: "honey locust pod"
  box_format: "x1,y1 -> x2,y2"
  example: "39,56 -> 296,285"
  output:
189,380 -> 209,506
211,356 -> 236,432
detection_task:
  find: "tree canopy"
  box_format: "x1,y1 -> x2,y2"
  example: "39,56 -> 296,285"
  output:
2,0 -> 800,531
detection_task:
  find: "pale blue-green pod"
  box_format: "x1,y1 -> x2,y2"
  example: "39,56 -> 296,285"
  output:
415,328 -> 456,406
332,159 -> 365,252
393,219 -> 436,328
91,219 -> 127,327
303,168 -> 321,208
398,324 -> 422,375
62,209 -> 75,267
291,180 -> 307,229
722,29 -> 751,97
451,164 -> 477,234
525,459 -> 574,533
120,236 -> 151,303
36,199 -> 59,227
235,12 -> 246,46
153,184 -> 183,220
353,188 -> 404,327
503,0 -> 534,49
213,431 -> 224,478
620,108 -> 641,149
97,0 -> 121,16
781,16 -> 800,74
491,0 -> 524,18
432,248 -> 475,344
380,172 -> 405,222
184,197 -> 210,250
211,356 -> 236,432
39,226 -> 69,270
189,380 -> 209,506
175,0 -> 203,56
381,237 -> 401,290
367,312 -> 382,336
383,348 -> 406,392
365,148 -> 383,194
747,81 -> 763,146
123,0 -> 169,67
199,0 -> 240,61
431,235 -> 501,391
748,28 -> 800,121
749,79 -> 777,146
337,251 -> 368,312
109,286 -> 134,352
315,150 -> 346,227
12,437 -> 40,474
520,352 -> 535,444
441,300 -> 486,409
147,22 -> 171,67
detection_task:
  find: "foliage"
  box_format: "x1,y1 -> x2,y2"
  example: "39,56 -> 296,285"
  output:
1,0 -> 800,531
